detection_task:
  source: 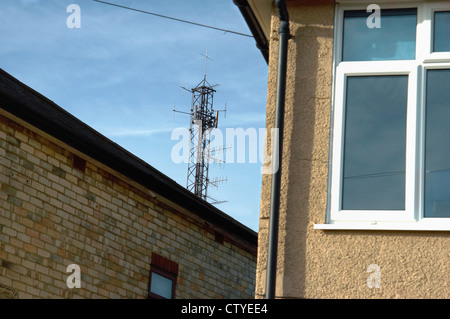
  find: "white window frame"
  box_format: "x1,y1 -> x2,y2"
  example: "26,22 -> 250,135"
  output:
316,1 -> 450,231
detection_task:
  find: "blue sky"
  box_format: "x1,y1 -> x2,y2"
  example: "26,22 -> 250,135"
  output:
0,0 -> 268,231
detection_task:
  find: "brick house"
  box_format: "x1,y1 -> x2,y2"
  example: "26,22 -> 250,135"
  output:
236,0 -> 449,299
0,69 -> 257,299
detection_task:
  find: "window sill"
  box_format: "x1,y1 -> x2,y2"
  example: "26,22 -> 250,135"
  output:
314,221 -> 450,231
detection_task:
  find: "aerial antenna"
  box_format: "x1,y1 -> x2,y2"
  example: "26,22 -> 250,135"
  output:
200,50 -> 214,79
173,52 -> 228,205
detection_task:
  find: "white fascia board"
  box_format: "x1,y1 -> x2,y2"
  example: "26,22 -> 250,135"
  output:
248,0 -> 273,40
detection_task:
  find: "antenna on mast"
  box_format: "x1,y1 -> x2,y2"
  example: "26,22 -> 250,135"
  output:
200,50 -> 214,80
173,51 -> 228,205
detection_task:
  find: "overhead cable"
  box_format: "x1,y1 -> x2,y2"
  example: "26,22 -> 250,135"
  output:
92,0 -> 253,38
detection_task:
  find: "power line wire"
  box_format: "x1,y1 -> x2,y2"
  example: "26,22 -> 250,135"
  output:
92,0 -> 253,38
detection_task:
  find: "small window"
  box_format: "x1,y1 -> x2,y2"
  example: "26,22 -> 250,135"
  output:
342,8 -> 417,61
148,253 -> 178,299
149,269 -> 176,299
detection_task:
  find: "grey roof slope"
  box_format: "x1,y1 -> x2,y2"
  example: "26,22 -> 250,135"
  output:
0,69 -> 257,248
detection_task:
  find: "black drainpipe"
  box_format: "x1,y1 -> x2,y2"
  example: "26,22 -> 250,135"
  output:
266,0 -> 289,300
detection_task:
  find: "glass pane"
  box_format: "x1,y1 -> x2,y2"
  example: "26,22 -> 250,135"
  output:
342,76 -> 408,210
150,272 -> 173,299
424,69 -> 450,217
343,9 -> 417,61
434,11 -> 450,52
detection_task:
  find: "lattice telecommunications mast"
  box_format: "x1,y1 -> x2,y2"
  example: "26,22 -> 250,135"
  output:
174,53 -> 227,204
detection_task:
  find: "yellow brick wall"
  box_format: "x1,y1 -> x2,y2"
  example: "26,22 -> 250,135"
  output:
0,112 -> 256,299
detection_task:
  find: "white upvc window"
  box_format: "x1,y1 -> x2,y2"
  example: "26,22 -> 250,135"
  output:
316,1 -> 450,230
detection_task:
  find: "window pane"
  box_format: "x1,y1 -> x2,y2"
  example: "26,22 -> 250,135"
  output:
343,9 -> 417,61
425,69 -> 450,217
342,76 -> 408,210
150,272 -> 173,299
434,11 -> 450,52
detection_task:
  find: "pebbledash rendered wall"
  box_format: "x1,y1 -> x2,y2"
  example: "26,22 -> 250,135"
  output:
256,0 -> 449,299
0,110 -> 256,299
